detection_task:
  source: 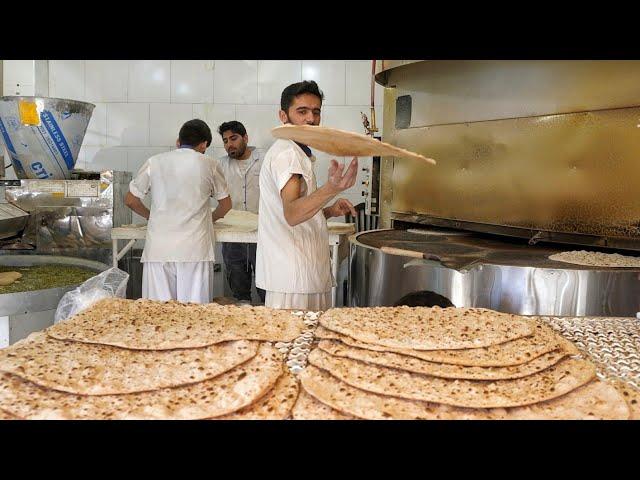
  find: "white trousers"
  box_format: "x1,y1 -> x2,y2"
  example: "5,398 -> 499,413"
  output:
265,291 -> 332,311
142,261 -> 213,304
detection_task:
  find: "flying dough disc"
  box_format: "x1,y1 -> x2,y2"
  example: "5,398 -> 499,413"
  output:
271,125 -> 436,164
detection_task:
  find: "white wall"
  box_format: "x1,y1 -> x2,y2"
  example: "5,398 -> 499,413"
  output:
2,60 -> 35,96
5,60 -> 385,222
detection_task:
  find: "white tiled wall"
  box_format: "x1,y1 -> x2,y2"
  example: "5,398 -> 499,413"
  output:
3,60 -> 35,96
106,103 -> 149,147
9,60 -> 384,210
149,103 -> 193,146
302,61 -> 346,106
3,60 -> 35,87
346,61 -> 385,106
49,60 -> 84,100
129,60 -> 171,103
83,102 -> 107,147
83,146 -> 128,172
214,61 -> 258,105
171,60 -> 214,103
85,61 -> 128,102
257,61 -> 302,105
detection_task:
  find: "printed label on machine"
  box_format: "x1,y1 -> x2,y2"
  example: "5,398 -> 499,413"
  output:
26,180 -> 66,194
22,180 -> 100,198
65,181 -> 99,198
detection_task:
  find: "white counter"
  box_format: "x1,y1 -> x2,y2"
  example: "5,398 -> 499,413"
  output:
111,210 -> 355,307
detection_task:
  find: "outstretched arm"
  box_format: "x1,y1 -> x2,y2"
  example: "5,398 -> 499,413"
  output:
281,157 -> 358,227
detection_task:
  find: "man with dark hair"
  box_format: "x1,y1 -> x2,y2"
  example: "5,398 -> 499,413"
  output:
217,120 -> 265,304
256,80 -> 358,310
394,291 -> 455,308
125,119 -> 232,303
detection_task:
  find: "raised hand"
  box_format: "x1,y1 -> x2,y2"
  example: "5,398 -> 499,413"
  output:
326,157 -> 358,194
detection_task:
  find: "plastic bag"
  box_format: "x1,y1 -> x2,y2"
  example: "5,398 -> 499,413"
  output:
54,267 -> 129,324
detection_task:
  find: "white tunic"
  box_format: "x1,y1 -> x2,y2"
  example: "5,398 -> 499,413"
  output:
255,139 -> 334,294
218,147 -> 262,213
129,148 -> 229,263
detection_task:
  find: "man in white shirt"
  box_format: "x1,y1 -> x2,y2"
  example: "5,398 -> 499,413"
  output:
217,120 -> 265,304
124,119 -> 231,303
256,80 -> 358,311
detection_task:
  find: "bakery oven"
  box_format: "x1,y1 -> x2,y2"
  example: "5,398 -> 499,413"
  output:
349,60 -> 640,316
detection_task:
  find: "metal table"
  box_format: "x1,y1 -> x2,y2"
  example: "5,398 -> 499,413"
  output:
540,315 -> 640,389
111,212 -> 355,307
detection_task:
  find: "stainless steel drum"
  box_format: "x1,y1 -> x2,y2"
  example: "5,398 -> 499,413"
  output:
348,229 -> 640,317
0,96 -> 94,180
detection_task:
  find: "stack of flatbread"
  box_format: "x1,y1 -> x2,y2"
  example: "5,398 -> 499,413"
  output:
1,300 -> 636,420
293,306 -> 636,420
0,298 -> 304,420
549,250 -> 640,268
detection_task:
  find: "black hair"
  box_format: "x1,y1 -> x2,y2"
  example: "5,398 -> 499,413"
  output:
178,119 -> 212,148
217,120 -> 247,138
393,291 -> 455,308
280,80 -> 324,112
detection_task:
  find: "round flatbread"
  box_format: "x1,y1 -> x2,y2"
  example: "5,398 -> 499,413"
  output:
610,380 -> 640,420
300,366 -> 628,420
292,389 -> 355,420
549,250 -> 640,268
0,408 -> 18,420
308,348 -> 596,409
504,381 -> 630,420
47,298 -> 305,350
217,372 -> 299,420
318,306 -> 535,351
271,124 -> 436,164
317,340 -> 569,380
0,332 -> 259,395
315,323 -> 578,367
0,344 -> 282,420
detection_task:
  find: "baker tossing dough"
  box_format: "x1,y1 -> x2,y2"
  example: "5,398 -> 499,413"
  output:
256,80 -> 358,311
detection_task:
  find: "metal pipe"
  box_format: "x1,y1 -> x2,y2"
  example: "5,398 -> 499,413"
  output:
371,60 -> 376,108
361,60 -> 379,136
369,60 -> 378,135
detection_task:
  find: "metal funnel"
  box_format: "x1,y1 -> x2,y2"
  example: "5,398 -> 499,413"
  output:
0,96 -> 95,180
